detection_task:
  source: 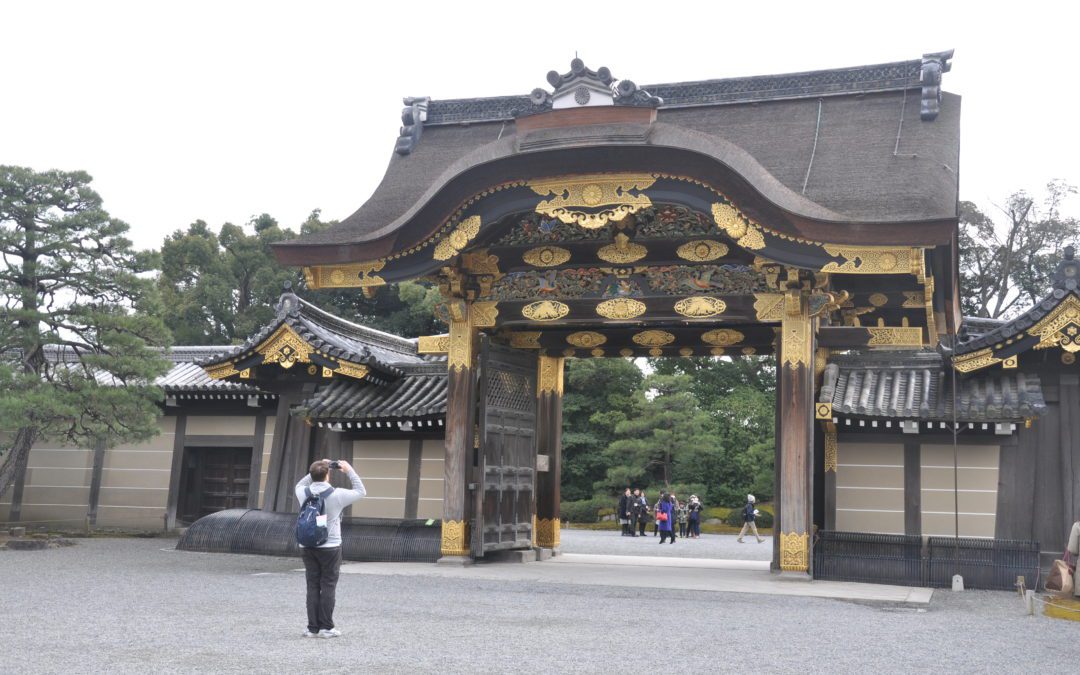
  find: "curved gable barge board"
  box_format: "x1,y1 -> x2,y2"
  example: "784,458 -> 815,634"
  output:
273,144 -> 956,274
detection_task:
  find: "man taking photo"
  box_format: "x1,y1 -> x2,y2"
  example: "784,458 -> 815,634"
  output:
295,459 -> 366,638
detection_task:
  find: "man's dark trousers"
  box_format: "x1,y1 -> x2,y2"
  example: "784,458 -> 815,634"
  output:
302,546 -> 343,632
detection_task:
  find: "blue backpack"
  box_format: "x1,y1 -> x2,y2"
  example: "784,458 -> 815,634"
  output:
296,486 -> 335,547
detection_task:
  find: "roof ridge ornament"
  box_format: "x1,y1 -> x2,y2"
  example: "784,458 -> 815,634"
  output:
276,280 -> 300,317
395,96 -> 430,155
523,58 -> 662,116
920,49 -> 953,121
1052,245 -> 1080,290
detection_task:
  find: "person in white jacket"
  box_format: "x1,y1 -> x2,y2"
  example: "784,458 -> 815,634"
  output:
295,459 -> 366,638
1068,520 -> 1080,597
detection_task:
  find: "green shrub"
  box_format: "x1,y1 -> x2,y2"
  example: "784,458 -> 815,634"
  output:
560,496 -> 617,523
724,505 -> 774,528
704,506 -> 730,520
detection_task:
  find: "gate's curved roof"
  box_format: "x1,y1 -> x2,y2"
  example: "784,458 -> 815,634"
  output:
275,54 -> 959,264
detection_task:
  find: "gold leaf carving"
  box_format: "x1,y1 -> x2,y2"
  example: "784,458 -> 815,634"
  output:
781,316 -> 810,368
868,293 -> 889,307
597,232 -> 648,264
701,328 -> 744,346
333,362 -> 370,380
1028,295 -> 1080,353
522,300 -> 570,322
632,330 -> 675,347
304,260 -> 386,289
447,312 -> 476,373
522,246 -> 571,268
824,431 -> 838,473
529,173 -> 656,229
537,355 -> 565,395
902,291 -> 925,308
590,348 -> 604,357
674,296 -> 727,318
679,347 -> 694,357
434,215 -> 481,261
619,348 -> 634,357
953,347 -> 1001,373
596,298 -> 646,320
417,335 -> 451,354
866,327 -> 923,347
780,531 -> 809,572
259,325 -> 313,369
712,202 -> 765,250
566,331 -> 607,349
535,517 -> 561,548
440,519 -> 469,557
676,239 -> 729,262
820,244 -> 916,274
472,301 -> 499,328
753,293 -> 786,322
205,361 -> 239,380
509,332 -> 542,349
742,347 -> 756,355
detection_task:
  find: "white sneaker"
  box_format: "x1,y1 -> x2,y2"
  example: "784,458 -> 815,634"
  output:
318,628 -> 342,638
303,630 -> 318,638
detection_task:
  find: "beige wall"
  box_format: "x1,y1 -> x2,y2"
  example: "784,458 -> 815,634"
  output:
2,444 -> 93,528
185,415 -> 256,436
350,439 -> 409,518
96,416 -> 175,528
921,443 -> 999,538
835,441 -> 905,535
256,416 -> 275,509
418,439 -> 445,520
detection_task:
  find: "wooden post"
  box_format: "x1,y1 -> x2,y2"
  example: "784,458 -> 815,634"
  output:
534,355 -> 564,551
440,300 -> 477,562
777,289 -> 815,575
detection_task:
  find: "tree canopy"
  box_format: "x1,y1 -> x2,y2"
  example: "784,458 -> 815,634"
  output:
0,166 -> 171,498
960,181 -> 1079,318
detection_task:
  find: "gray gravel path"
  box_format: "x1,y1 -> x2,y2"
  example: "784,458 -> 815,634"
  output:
0,538 -> 1074,674
560,527 -> 772,560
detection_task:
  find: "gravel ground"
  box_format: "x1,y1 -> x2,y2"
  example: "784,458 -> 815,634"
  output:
560,528 -> 772,560
1,538 -> 1074,674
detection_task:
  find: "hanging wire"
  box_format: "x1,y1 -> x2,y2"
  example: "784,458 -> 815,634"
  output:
802,99 -> 823,195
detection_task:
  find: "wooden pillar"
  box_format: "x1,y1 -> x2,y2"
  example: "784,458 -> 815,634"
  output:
404,438 -> 423,520
823,427 -> 837,531
904,440 -> 922,536
440,300 -> 477,561
777,289 -> 815,575
164,414 -> 188,530
87,438 -> 107,526
534,355 -> 564,550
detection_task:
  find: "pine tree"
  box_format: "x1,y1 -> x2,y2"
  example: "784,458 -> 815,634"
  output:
0,167 -> 171,498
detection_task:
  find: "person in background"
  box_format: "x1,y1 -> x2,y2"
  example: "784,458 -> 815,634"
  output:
669,492 -> 680,540
636,490 -> 649,537
687,495 -> 703,539
653,493 -> 663,536
737,493 -> 765,543
676,497 -> 690,539
1068,519 -> 1080,597
618,488 -> 632,536
657,492 -> 676,544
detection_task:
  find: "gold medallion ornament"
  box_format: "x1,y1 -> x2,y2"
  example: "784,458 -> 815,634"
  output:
597,232 -> 648,264
742,347 -> 757,355
566,331 -> 607,349
676,239 -> 729,262
679,347 -> 694,357
712,202 -> 765,250
632,330 -> 675,347
434,215 -> 481,261
701,328 -> 745,346
710,347 -> 725,356
620,348 -> 634,357
1063,352 -> 1077,365
440,519 -> 469,557
522,300 -> 570,322
780,531 -> 810,572
596,298 -> 647,320
530,174 -> 656,229
649,348 -> 663,357
523,246 -> 571,267
674,296 -> 727,318
591,348 -> 605,357
868,293 -> 889,307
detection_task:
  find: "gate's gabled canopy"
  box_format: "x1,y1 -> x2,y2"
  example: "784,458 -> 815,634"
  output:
952,247 -> 1080,373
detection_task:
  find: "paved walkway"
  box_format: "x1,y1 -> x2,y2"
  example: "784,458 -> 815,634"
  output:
559,527 -> 772,560
338,553 -> 933,605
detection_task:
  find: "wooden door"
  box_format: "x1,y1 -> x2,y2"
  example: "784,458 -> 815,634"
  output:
180,447 -> 252,522
472,338 -> 537,556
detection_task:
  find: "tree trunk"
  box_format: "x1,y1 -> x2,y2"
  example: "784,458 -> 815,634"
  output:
0,426 -> 38,499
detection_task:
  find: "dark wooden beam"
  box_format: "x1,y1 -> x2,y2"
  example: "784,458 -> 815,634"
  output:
86,438 -> 107,526
248,415 -> 267,509
165,414 -> 188,530
904,440 -> 921,536
404,438 -> 423,520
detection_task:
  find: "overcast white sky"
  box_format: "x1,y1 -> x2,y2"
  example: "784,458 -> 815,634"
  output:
2,1 -> 1078,250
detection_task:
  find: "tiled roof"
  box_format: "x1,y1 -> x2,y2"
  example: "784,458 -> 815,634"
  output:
820,351 -> 1045,422
302,362 -> 447,422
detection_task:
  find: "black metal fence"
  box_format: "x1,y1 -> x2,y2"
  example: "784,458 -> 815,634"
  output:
813,531 -> 1040,591
177,509 -> 442,563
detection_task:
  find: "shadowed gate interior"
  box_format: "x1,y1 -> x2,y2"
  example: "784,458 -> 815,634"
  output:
178,447 -> 252,524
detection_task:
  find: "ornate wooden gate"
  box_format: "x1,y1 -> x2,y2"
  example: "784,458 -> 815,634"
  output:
471,338 -> 537,556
